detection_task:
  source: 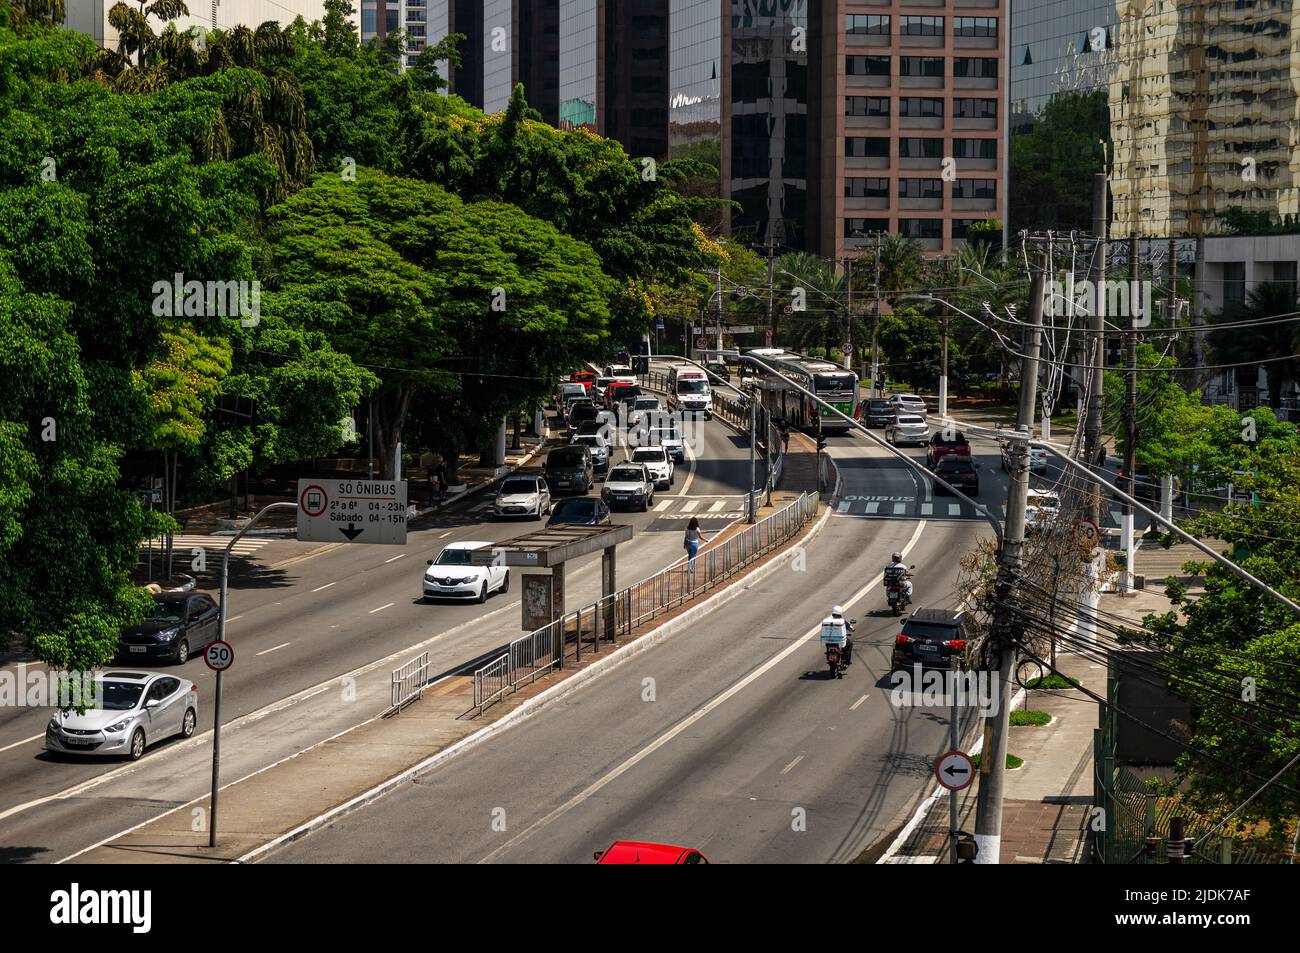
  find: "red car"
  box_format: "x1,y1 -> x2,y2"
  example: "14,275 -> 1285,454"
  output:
594,841 -> 710,864
926,430 -> 971,469
570,370 -> 597,393
604,380 -> 639,409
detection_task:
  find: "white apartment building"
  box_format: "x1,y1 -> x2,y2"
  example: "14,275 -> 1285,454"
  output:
64,0 -> 331,50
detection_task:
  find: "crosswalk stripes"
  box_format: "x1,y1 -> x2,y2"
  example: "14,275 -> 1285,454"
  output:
832,494 -> 994,522
139,534 -> 270,556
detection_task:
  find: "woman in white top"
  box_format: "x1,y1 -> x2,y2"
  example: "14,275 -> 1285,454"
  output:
683,517 -> 709,563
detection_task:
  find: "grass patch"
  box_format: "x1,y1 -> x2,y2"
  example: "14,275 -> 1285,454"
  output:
1010,710 -> 1051,727
1025,673 -> 1080,690
970,753 -> 1024,770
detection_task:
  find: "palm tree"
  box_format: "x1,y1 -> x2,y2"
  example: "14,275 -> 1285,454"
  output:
1209,281 -> 1300,409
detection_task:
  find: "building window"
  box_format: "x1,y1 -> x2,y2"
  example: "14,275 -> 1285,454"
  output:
846,218 -> 889,237
954,17 -> 998,38
900,56 -> 945,78
898,137 -> 944,158
1223,261 -> 1246,305
899,178 -> 943,199
954,98 -> 997,119
899,97 -> 944,118
953,138 -> 997,160
846,14 -> 889,35
1275,260 -> 1298,289
900,218 -> 943,239
954,57 -> 998,78
846,55 -> 890,76
900,16 -> 944,37
846,96 -> 890,117
846,177 -> 890,198
846,137 -> 890,157
953,178 -> 997,199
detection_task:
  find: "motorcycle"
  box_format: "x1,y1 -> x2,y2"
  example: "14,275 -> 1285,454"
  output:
885,565 -> 915,616
823,619 -> 856,679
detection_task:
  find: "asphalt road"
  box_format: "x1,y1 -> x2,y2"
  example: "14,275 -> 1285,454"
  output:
268,435 -> 992,864
0,408 -> 757,863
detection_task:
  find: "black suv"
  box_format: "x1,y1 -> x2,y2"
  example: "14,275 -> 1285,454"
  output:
544,444 -> 594,494
891,608 -> 975,671
932,455 -> 980,496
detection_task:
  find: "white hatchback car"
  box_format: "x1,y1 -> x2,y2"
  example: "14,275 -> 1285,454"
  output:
493,475 -> 551,520
886,413 -> 930,447
889,393 -> 928,417
629,446 -> 674,489
423,541 -> 509,603
45,671 -> 197,761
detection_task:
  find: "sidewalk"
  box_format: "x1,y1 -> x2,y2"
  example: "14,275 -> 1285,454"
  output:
881,572 -> 1204,864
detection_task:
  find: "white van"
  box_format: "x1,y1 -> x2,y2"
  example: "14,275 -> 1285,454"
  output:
668,365 -> 712,419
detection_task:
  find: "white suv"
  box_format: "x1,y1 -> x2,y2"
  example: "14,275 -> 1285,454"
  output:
629,446 -> 674,489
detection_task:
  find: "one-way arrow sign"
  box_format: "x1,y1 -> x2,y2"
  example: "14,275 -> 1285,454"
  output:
935,751 -> 975,791
339,524 -> 365,541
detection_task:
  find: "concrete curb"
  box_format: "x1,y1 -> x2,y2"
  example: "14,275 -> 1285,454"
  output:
237,497 -> 834,864
408,439 -> 551,521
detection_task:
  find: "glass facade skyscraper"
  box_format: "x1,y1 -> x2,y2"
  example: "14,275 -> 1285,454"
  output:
559,1 -> 599,130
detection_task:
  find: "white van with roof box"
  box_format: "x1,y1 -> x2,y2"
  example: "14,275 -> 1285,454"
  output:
668,364 -> 712,419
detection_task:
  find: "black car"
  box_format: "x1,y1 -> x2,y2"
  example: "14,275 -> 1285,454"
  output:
860,397 -> 893,428
118,591 -> 220,665
932,455 -> 980,496
704,361 -> 730,383
547,496 -> 612,527
891,608 -> 974,670
545,444 -> 594,494
568,400 -> 600,432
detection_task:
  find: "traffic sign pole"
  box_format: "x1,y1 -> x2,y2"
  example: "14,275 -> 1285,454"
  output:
209,501 -> 296,849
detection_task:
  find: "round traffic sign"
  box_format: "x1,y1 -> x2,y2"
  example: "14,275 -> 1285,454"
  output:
299,483 -> 329,518
205,640 -> 234,672
935,750 -> 975,791
1074,518 -> 1100,551
841,341 -> 854,355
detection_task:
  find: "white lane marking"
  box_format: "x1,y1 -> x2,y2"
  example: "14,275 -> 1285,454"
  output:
779,755 -> 804,776
478,518 -> 929,864
708,500 -> 726,512
368,603 -> 395,614
384,553 -> 407,564
226,615 -> 244,624
0,733 -> 43,754
892,502 -> 907,515
681,499 -> 699,512
948,503 -> 962,517
837,501 -> 850,513
256,643 -> 291,657
653,499 -> 672,512
865,502 -> 880,514
439,531 -> 453,538
311,582 -> 336,593
849,694 -> 869,711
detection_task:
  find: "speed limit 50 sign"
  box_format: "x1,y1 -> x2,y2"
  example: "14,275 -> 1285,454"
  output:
205,640 -> 234,672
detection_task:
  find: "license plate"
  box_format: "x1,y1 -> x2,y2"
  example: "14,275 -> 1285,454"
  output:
129,645 -> 147,653
916,643 -> 938,653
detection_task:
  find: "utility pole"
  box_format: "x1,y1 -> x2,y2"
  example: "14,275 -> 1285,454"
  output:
747,394 -> 757,524
844,256 -> 854,370
939,258 -> 951,418
1121,234 -> 1139,593
715,266 -> 724,356
872,231 -> 883,397
973,250 -> 1046,864
1079,172 -> 1108,647
765,236 -> 776,348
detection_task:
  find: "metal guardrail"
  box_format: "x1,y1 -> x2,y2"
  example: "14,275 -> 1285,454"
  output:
470,490 -> 819,715
391,652 -> 430,711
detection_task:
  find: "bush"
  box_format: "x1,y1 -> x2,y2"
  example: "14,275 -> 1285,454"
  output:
1010,710 -> 1051,727
1025,673 -> 1080,690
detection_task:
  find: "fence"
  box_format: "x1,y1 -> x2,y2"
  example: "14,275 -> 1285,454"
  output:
1092,679 -> 1292,864
470,490 -> 820,715
390,652 -> 430,711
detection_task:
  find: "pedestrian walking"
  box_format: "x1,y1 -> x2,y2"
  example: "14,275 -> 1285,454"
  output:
435,458 -> 449,503
426,466 -> 439,505
683,516 -> 709,586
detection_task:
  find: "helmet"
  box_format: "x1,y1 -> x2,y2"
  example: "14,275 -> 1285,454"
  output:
892,552 -> 903,562
831,605 -> 844,618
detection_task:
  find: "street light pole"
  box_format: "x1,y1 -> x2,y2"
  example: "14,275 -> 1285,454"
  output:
209,500 -> 297,848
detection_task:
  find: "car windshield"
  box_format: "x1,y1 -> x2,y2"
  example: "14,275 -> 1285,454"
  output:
553,498 -> 596,516
899,415 -> 925,425
902,622 -> 960,641
548,449 -> 585,467
499,479 -> 537,495
609,467 -> 643,482
934,432 -> 966,444
434,548 -> 475,566
635,398 -> 658,410
677,380 -> 709,394
939,460 -> 974,473
148,600 -> 185,624
869,400 -> 890,411
632,449 -> 664,462
98,680 -> 146,711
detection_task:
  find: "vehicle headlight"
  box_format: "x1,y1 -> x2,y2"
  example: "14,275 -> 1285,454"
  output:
158,627 -> 179,642
47,717 -> 59,731
106,718 -> 132,733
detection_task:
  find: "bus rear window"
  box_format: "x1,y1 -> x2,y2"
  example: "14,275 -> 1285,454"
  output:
814,373 -> 855,391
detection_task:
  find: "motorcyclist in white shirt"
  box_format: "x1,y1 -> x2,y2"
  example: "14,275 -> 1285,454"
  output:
884,552 -> 913,599
830,604 -> 854,664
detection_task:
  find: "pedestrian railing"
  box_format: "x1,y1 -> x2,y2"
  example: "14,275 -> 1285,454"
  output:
470,490 -> 819,715
390,652 -> 430,711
